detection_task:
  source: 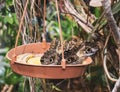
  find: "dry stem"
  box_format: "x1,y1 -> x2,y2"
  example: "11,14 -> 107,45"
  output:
63,0 -> 93,33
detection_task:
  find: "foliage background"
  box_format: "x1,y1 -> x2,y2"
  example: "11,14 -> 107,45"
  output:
0,0 -> 120,92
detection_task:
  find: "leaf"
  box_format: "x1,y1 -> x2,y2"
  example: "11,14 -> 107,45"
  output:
52,85 -> 62,91
12,13 -> 18,24
112,1 -> 120,14
6,0 -> 13,6
94,8 -> 101,18
5,72 -> 23,84
4,15 -> 13,24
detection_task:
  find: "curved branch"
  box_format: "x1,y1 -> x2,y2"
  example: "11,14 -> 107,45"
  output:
103,48 -> 118,82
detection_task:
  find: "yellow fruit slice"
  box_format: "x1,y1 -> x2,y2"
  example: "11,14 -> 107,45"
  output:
27,57 -> 41,65
16,53 -> 34,63
82,59 -> 89,64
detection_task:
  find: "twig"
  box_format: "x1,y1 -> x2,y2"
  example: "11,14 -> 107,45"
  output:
56,79 -> 66,86
112,47 -> 120,92
102,32 -> 112,91
14,0 -> 29,49
118,47 -> 120,75
61,12 -> 93,29
103,31 -> 111,50
30,0 -> 35,11
102,31 -> 118,82
112,77 -> 120,92
104,74 -> 111,92
103,48 -> 118,82
15,0 -> 21,7
1,84 -> 9,92
41,79 -> 47,92
92,11 -> 105,33
6,85 -> 13,92
63,0 -> 93,33
29,77 -> 35,92
1,84 -> 13,92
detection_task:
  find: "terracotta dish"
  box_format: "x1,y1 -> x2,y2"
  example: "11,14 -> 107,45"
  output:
6,42 -> 93,79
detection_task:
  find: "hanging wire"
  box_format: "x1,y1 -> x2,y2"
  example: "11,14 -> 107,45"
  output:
14,0 -> 29,48
55,0 -> 66,68
43,0 -> 46,41
13,0 -> 29,62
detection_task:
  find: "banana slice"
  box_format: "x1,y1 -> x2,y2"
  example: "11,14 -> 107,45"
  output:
16,53 -> 34,63
27,57 -> 41,65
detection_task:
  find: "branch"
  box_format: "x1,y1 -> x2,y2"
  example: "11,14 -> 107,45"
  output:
112,77 -> 120,92
63,0 -> 93,33
14,0 -> 29,47
1,84 -> 13,92
29,77 -> 35,92
102,1 -> 120,92
61,12 -> 93,29
102,0 -> 120,47
103,48 -> 118,82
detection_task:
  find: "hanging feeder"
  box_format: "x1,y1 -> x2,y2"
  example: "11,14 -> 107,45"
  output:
6,42 -> 92,79
6,0 -> 93,79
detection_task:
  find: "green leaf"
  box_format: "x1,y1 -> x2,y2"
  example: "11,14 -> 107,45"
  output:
52,85 -> 62,91
6,0 -> 13,6
12,13 -> 18,24
94,8 -> 101,18
4,15 -> 13,24
5,72 -> 23,84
